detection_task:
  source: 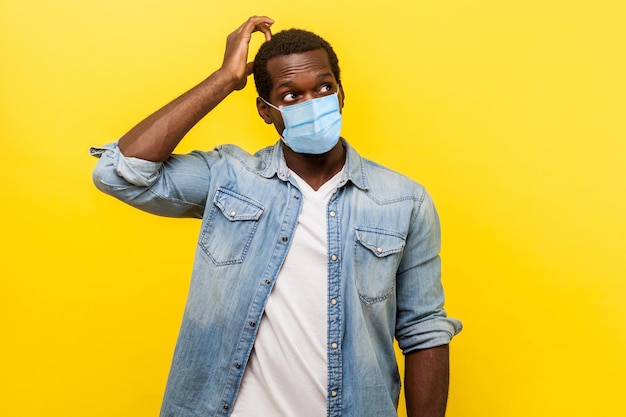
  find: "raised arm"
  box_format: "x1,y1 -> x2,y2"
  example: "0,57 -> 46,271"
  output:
118,16 -> 274,161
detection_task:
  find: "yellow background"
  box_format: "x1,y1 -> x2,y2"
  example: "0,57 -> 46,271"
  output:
2,1 -> 625,416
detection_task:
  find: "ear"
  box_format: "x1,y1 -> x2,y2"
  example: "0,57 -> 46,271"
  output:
338,84 -> 345,109
256,97 -> 274,124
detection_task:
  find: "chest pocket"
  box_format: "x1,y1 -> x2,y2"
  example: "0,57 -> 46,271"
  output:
354,227 -> 406,305
199,188 -> 264,266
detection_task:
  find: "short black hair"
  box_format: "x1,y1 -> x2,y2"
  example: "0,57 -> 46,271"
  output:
253,29 -> 341,101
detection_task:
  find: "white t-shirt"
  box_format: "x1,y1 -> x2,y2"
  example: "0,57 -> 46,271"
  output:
231,169 -> 344,417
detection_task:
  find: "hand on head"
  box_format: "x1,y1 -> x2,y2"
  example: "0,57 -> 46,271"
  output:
222,16 -> 274,91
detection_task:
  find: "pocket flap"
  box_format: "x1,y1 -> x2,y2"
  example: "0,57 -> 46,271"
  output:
355,227 -> 406,257
213,188 -> 264,221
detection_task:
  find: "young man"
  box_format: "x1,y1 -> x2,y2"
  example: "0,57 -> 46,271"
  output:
91,16 -> 461,417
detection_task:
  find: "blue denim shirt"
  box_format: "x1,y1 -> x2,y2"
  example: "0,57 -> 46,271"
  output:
90,139 -> 462,417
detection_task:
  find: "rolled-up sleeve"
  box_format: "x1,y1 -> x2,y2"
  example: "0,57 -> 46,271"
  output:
90,143 -> 162,186
90,142 -> 209,219
395,189 -> 462,354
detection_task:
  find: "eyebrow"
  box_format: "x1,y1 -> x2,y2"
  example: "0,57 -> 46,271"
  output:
275,72 -> 335,90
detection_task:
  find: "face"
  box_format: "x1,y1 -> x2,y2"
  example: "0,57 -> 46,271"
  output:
257,48 -> 344,135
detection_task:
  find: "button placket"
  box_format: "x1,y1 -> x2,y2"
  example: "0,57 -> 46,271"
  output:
326,194 -> 343,415
217,183 -> 303,417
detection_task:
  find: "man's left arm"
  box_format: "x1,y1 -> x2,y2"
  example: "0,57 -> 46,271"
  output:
404,344 -> 450,417
395,187 -> 461,416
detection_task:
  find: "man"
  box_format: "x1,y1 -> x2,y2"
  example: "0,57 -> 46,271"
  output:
91,16 -> 461,417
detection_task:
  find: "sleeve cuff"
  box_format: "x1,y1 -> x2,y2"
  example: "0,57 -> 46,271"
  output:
89,143 -> 162,187
398,317 -> 463,354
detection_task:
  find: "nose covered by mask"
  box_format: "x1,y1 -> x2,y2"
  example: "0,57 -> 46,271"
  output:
260,92 -> 342,155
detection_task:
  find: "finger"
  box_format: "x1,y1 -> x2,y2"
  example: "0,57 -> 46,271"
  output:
245,61 -> 254,77
256,22 -> 273,42
246,16 -> 274,40
248,15 -> 274,27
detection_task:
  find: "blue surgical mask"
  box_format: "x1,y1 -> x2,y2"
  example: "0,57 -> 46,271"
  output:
260,92 -> 342,154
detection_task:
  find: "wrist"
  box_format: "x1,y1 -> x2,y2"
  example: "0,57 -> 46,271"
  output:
214,67 -> 245,92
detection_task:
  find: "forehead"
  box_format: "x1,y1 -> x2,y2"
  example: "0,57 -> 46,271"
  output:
266,49 -> 334,87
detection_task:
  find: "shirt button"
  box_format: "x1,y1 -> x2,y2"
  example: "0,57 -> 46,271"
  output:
331,254 -> 338,261
331,391 -> 337,397
235,363 -> 242,369
376,247 -> 383,253
230,211 -> 236,217
249,321 -> 256,327
265,279 -> 271,285
331,342 -> 338,349
331,298 -> 337,305
282,236 -> 289,242
329,211 -> 336,217
223,405 -> 229,410
293,195 -> 300,200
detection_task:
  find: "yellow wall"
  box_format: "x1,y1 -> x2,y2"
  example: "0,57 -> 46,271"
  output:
2,1 -> 625,416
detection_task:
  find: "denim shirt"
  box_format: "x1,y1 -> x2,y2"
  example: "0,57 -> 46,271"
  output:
90,139 -> 462,417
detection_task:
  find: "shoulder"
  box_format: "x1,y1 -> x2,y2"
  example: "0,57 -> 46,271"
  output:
344,139 -> 427,203
189,144 -> 275,172
360,157 -> 428,204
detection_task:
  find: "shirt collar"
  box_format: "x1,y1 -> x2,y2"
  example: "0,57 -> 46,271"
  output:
257,138 -> 369,191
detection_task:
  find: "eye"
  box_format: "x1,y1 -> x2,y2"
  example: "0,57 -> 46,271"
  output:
282,92 -> 299,103
319,84 -> 333,93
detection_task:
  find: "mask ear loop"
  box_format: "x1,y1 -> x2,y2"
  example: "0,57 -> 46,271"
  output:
259,96 -> 281,112
258,97 -> 288,142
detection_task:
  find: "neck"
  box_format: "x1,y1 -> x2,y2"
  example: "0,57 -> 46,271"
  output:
283,141 -> 346,191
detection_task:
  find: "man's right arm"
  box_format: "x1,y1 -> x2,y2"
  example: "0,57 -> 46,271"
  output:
117,16 -> 274,162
